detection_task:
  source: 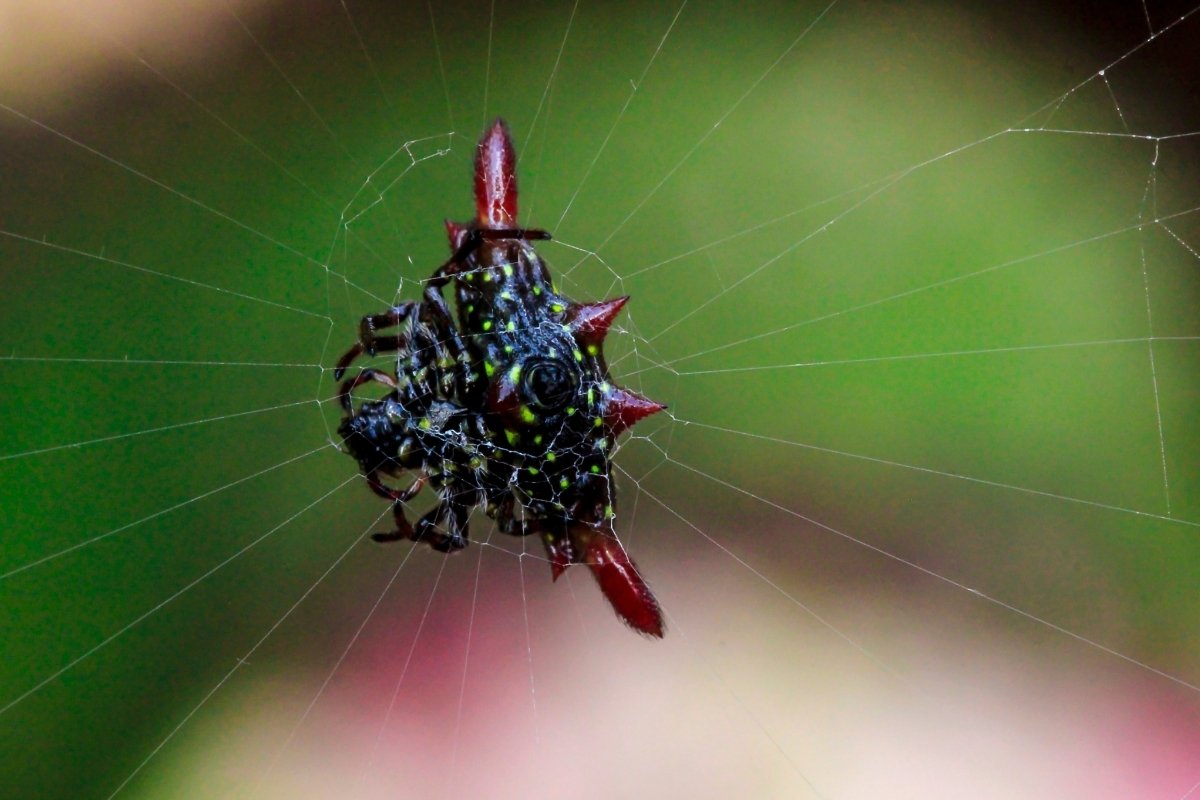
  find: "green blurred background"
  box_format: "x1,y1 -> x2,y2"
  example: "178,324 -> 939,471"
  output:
1,1 -> 1198,797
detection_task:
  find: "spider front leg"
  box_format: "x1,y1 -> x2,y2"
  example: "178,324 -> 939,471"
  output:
418,275 -> 474,399
415,227 -> 550,397
436,226 -> 550,275
333,302 -> 418,380
338,367 -> 396,412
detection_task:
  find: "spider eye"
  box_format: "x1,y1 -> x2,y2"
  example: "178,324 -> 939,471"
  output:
523,359 -> 575,411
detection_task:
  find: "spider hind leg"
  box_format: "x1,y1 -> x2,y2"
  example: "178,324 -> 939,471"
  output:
367,473 -> 423,544
412,495 -> 471,553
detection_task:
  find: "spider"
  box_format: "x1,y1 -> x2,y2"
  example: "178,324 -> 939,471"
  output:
333,119 -> 667,636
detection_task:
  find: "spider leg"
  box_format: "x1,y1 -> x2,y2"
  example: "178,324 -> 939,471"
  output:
348,228 -> 551,396
359,307 -> 408,348
367,473 -> 425,544
401,320 -> 453,401
417,228 -> 548,397
412,494 -> 471,553
477,227 -> 551,244
430,227 -> 552,283
485,498 -> 574,580
487,493 -> 519,535
333,302 -> 418,380
417,280 -> 473,398
367,472 -> 424,502
338,368 -> 397,412
541,526 -> 576,581
512,516 -> 574,580
508,518 -> 575,581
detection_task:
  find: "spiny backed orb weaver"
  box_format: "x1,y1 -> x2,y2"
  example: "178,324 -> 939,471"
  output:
333,119 -> 667,636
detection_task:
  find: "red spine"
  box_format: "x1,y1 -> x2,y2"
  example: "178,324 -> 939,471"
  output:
585,533 -> 664,637
474,118 -> 518,228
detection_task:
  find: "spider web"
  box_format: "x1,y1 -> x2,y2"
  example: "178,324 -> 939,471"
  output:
1,1 -> 1199,798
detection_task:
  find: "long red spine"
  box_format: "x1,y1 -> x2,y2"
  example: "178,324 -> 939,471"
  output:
474,118 -> 518,228
585,533 -> 664,638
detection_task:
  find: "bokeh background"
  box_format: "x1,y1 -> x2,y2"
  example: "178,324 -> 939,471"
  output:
2,1 -> 1199,797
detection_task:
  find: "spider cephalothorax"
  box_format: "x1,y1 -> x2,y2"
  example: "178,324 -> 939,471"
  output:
333,119 -> 667,636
